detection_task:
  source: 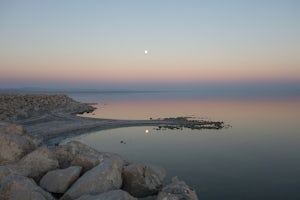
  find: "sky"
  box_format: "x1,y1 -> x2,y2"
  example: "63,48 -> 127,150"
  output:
0,0 -> 299,89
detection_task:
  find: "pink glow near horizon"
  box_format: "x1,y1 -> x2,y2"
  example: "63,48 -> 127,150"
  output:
1,61 -> 299,85
0,1 -> 299,87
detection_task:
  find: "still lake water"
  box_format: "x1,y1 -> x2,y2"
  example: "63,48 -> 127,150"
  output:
66,91 -> 300,200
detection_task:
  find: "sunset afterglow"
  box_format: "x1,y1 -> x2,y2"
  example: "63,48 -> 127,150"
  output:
0,1 -> 299,88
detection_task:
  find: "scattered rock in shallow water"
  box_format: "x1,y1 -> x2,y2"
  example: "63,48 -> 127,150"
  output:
122,163 -> 166,198
157,117 -> 225,130
40,166 -> 82,193
157,177 -> 198,200
61,157 -> 124,200
0,175 -> 55,200
75,189 -> 137,200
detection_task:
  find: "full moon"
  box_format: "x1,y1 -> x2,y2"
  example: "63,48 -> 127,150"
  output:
144,50 -> 148,55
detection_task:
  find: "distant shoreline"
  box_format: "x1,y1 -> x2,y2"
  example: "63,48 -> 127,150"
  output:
0,94 -> 224,145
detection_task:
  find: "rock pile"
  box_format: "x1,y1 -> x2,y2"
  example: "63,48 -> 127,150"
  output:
0,123 -> 198,200
0,94 -> 95,122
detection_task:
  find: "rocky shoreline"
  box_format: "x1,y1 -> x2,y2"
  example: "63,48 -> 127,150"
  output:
0,93 -> 225,199
0,122 -> 197,200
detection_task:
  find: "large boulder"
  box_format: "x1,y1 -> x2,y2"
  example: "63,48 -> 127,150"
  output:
40,166 -> 82,193
51,141 -> 125,172
50,141 -> 104,169
157,177 -> 198,200
122,163 -> 166,198
48,144 -> 76,168
75,190 -> 137,200
61,157 -> 124,200
0,175 -> 55,200
71,152 -> 101,173
17,146 -> 59,181
0,147 -> 58,182
0,164 -> 30,180
0,166 -> 12,180
0,123 -> 37,165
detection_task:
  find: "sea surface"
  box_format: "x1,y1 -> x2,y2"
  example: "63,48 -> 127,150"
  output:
65,89 -> 300,200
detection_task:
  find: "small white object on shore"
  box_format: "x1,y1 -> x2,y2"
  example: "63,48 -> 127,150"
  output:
145,129 -> 149,133
144,50 -> 148,55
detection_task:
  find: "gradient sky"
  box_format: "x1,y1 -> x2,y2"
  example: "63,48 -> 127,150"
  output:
0,0 -> 299,88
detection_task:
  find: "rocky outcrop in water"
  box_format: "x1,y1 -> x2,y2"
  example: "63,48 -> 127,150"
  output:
159,117 -> 224,130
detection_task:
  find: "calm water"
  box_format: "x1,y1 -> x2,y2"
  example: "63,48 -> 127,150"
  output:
66,91 -> 300,200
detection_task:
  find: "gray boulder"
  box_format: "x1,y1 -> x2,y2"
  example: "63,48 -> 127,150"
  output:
0,164 -> 31,180
0,146 -> 58,182
122,163 -> 166,198
51,141 -> 125,172
40,166 -> 82,193
157,177 -> 198,200
17,146 -> 59,181
0,165 -> 12,180
65,141 -> 101,155
50,141 -> 104,169
0,175 -> 55,200
48,144 -> 76,168
71,152 -> 101,173
75,189 -> 137,200
61,157 -> 124,200
0,123 -> 37,165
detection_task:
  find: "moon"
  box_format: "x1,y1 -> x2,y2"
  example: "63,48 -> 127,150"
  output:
144,50 -> 148,55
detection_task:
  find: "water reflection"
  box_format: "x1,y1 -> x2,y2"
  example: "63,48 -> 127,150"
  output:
70,96 -> 300,200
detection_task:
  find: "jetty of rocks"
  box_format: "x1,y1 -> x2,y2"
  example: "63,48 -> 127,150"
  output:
0,122 -> 198,200
0,93 -> 227,199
